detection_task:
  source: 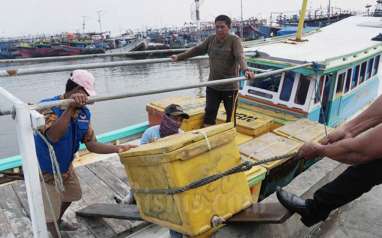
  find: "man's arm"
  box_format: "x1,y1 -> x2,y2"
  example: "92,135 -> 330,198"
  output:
45,93 -> 87,143
232,37 -> 255,79
323,95 -> 382,144
305,123 -> 382,165
84,125 -> 137,153
171,37 -> 210,61
233,37 -> 247,71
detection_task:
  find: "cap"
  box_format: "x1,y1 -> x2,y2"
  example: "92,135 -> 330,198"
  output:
69,70 -> 96,96
164,104 -> 190,119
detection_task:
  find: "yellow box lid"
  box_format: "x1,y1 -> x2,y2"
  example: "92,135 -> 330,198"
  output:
217,106 -> 272,130
273,119 -> 334,142
120,123 -> 235,158
239,132 -> 302,161
147,96 -> 205,116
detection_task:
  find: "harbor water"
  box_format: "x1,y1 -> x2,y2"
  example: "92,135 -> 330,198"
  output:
0,56 -> 210,158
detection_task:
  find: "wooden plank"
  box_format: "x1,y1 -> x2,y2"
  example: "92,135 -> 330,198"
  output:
76,204 -> 142,220
227,203 -> 292,224
126,224 -> 170,238
0,185 -> 33,238
102,157 -> 130,184
11,178 -> 108,238
85,160 -> 130,196
76,166 -> 139,234
0,206 -> 16,238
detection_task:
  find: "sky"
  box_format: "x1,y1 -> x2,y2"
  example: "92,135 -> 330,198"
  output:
0,0 -> 376,37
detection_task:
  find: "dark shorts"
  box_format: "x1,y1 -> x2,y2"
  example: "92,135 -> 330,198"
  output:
204,87 -> 239,126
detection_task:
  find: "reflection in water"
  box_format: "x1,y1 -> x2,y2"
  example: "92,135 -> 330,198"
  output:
0,58 -> 210,158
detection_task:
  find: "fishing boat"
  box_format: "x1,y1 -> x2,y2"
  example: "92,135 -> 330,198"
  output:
0,1 -> 382,237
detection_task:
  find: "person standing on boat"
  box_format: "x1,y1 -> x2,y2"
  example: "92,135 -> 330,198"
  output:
277,94 -> 382,227
34,69 -> 136,238
171,14 -> 255,127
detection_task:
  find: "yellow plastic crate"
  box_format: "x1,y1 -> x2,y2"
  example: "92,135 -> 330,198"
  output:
240,133 -> 303,170
235,132 -> 253,146
217,107 -> 273,137
120,123 -> 252,237
273,118 -> 334,143
244,166 -> 267,203
239,102 -> 299,125
146,96 -> 206,131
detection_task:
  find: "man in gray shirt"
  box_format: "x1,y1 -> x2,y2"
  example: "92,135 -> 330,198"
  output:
171,15 -> 255,127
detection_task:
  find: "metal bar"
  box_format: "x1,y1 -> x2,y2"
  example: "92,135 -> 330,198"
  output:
0,56 -> 208,77
0,86 -> 50,237
0,48 -> 188,64
30,63 -> 313,111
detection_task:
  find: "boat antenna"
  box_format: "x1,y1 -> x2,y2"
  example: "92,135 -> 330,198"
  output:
97,10 -> 104,33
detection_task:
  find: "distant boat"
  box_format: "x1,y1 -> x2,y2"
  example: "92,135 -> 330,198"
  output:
16,44 -> 105,58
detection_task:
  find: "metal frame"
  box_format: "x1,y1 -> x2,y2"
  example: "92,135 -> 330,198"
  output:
0,87 -> 49,238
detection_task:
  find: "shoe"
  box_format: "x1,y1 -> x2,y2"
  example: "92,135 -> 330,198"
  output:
59,220 -> 80,231
276,187 -> 320,227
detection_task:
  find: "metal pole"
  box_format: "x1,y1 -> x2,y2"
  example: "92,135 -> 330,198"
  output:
30,63 -> 313,111
0,56 -> 208,77
240,0 -> 244,39
0,88 -> 49,238
0,48 -> 188,65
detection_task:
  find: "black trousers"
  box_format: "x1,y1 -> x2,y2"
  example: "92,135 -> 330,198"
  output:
204,87 -> 239,126
307,159 -> 382,222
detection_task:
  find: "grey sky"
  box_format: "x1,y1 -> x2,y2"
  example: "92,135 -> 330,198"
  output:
0,0 -> 376,37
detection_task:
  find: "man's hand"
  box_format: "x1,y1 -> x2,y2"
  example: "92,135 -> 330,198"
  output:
244,69 -> 255,79
170,55 -> 178,62
320,128 -> 352,145
297,142 -> 322,160
69,93 -> 88,108
117,144 -> 138,153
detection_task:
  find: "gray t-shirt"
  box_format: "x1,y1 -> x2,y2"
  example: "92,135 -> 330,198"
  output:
177,34 -> 248,91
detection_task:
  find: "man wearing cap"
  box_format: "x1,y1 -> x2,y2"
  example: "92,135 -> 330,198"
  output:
115,104 -> 189,203
34,69 -> 136,237
140,104 -> 190,144
171,15 -> 255,127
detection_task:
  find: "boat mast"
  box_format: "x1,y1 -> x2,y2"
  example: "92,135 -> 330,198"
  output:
296,0 -> 308,41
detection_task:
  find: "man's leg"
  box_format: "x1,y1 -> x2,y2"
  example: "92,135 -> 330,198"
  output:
309,159 -> 382,220
278,159 -> 382,226
222,90 -> 239,126
203,87 -> 222,127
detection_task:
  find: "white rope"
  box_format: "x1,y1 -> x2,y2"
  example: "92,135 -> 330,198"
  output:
38,166 -> 62,238
35,130 -> 65,193
195,131 -> 212,151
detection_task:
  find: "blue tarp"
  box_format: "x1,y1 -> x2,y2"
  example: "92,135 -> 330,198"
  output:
277,26 -> 318,36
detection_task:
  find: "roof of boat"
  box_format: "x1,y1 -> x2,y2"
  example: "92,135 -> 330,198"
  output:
246,16 -> 382,63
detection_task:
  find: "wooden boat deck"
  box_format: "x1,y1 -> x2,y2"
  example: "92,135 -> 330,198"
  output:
0,154 -> 158,238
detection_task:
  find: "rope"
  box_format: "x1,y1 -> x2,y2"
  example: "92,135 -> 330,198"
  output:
35,130 -> 64,193
195,131 -> 212,151
131,152 -> 298,195
38,164 -> 62,238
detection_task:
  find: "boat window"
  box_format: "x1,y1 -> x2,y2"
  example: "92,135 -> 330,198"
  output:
336,72 -> 346,96
314,76 -> 325,104
352,65 -> 360,89
248,73 -> 282,93
280,72 -> 295,102
294,76 -> 310,105
344,68 -> 352,93
359,61 -> 367,84
367,58 -> 374,80
374,55 -> 380,76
